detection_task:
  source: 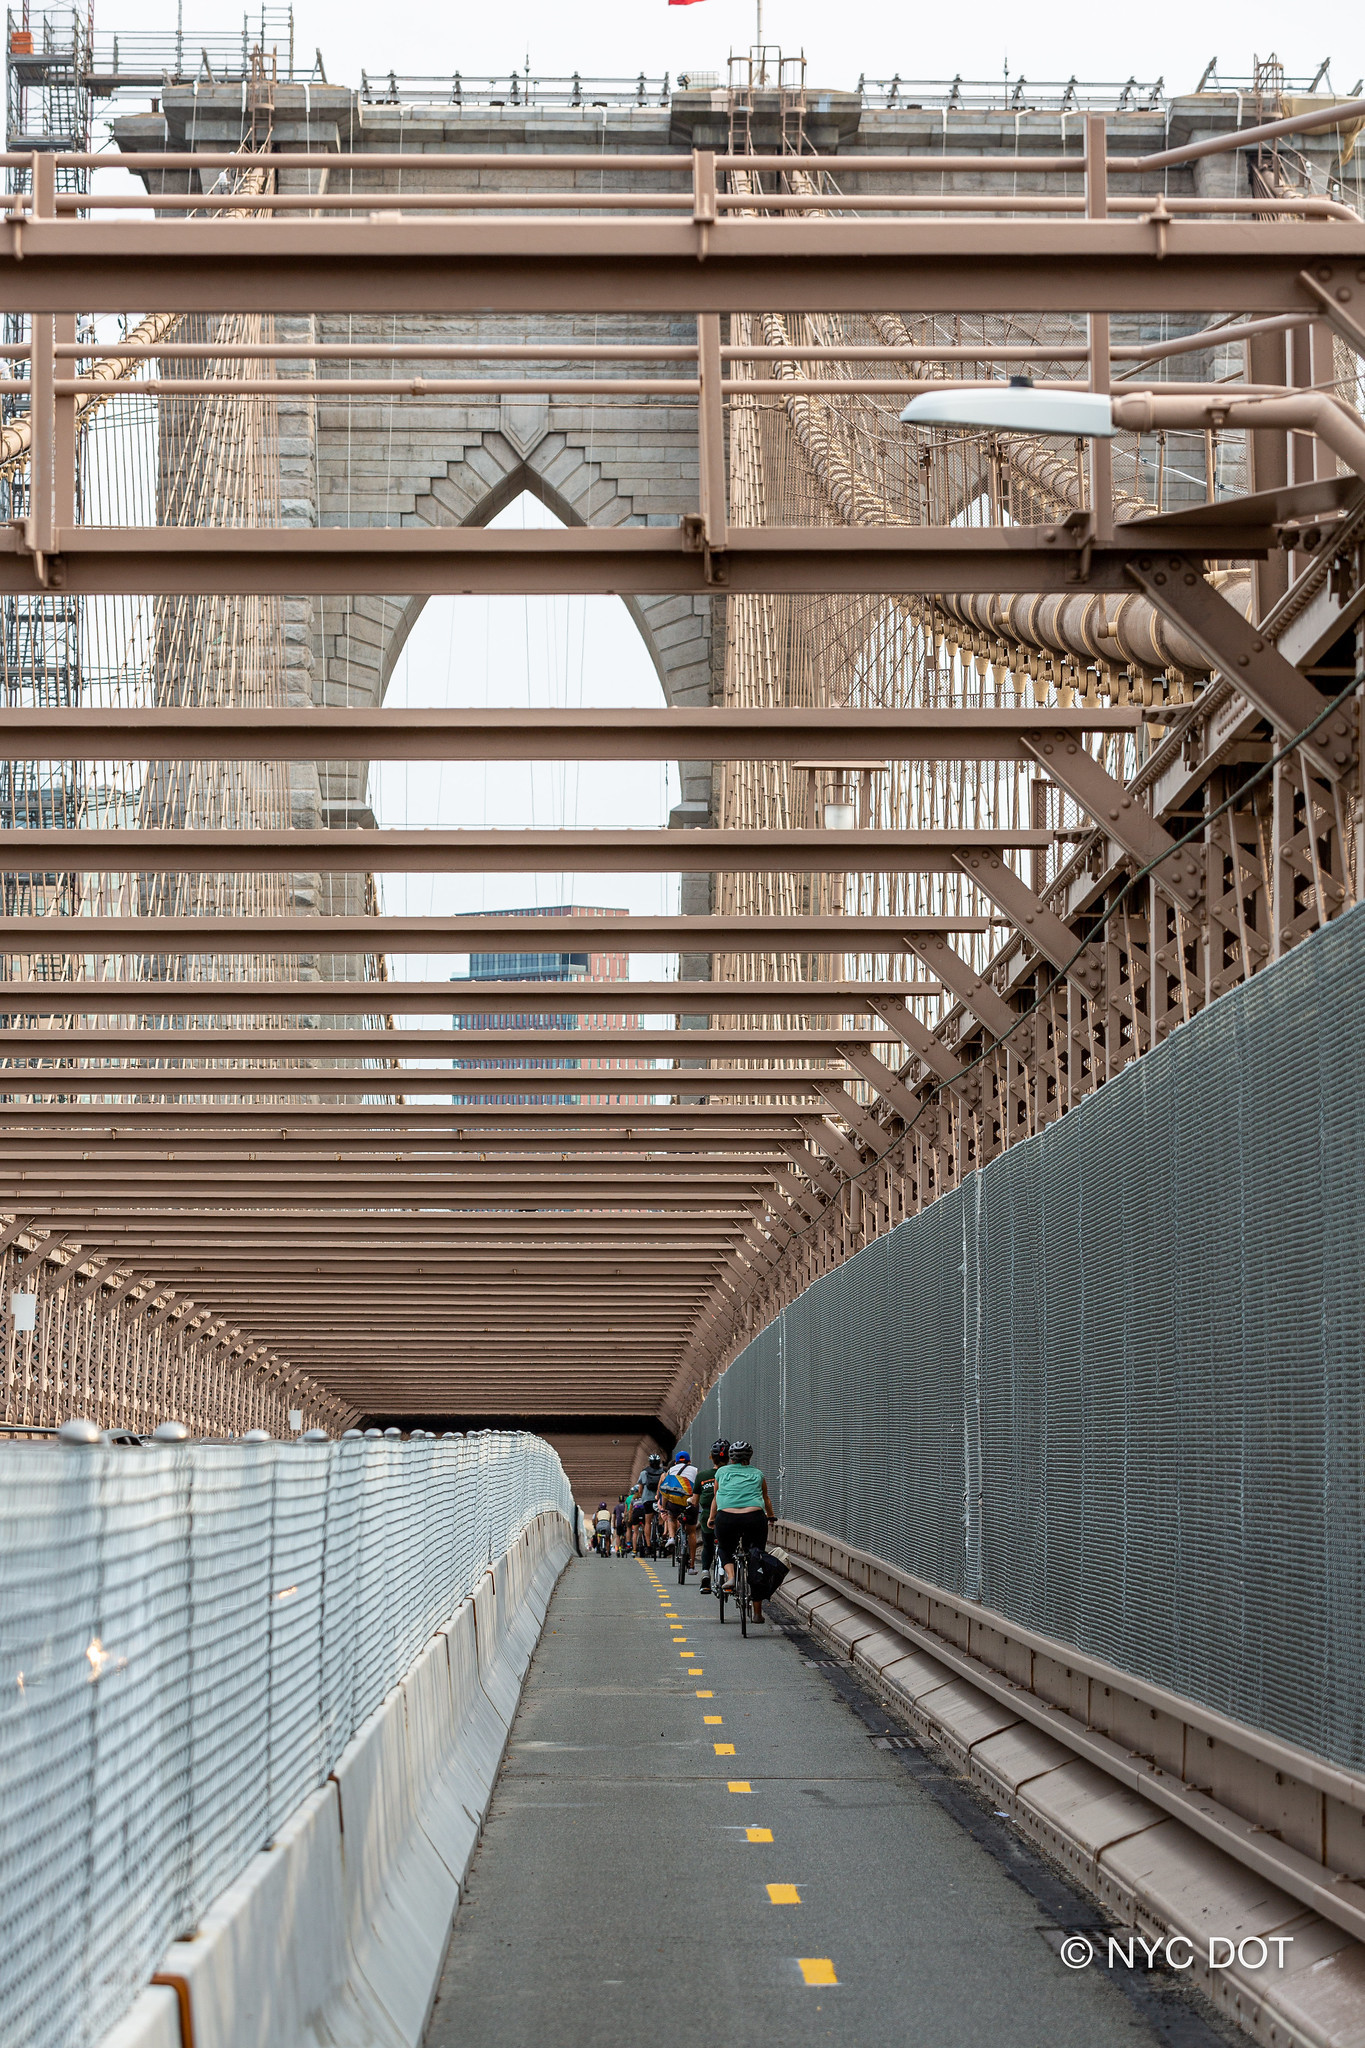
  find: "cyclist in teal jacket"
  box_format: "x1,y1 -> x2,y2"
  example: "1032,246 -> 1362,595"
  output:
708,1439 -> 776,1620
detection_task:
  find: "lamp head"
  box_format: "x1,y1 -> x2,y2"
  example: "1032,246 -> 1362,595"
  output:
900,377 -> 1116,439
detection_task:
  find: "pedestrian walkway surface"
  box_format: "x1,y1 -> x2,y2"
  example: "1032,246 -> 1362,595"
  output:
425,1553 -> 1178,2048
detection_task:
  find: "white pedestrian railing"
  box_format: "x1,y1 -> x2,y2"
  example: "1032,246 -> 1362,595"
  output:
0,1428 -> 574,2048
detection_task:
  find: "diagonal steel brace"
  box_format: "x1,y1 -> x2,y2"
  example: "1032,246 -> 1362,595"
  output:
1019,732 -> 1206,918
865,996 -> 974,1094
951,849 -> 1106,989
903,933 -> 1024,1046
794,1109 -> 870,1181
1126,555 -> 1357,784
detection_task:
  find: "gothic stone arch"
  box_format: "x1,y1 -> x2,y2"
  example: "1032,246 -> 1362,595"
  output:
307,380 -> 720,831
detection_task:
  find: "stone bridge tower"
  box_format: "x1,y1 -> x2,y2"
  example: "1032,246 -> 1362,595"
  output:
113,75 -> 1329,978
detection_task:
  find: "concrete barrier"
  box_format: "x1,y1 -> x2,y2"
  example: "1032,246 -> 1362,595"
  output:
99,1988 -> 182,2048
777,1564 -> 1365,2048
135,1512 -> 574,2048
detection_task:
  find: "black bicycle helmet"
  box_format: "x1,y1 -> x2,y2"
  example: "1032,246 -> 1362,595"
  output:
711,1436 -> 730,1460
647,1452 -> 662,1469
730,1439 -> 753,1463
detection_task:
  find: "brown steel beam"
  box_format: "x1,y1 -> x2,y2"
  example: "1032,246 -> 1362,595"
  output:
0,1103 -> 805,1125
0,1169 -> 771,1196
950,849 -> 1105,990
0,215 -> 1355,315
0,978 -> 942,1015
0,705 -> 1138,762
0,524 -> 1257,599
0,912 -> 987,954
1018,730 -> 1206,917
5,1236 -> 740,1253
1125,557 -> 1358,783
0,826 -> 1050,875
15,1213 -> 740,1236
865,996 -> 970,1091
0,1027 -> 902,1059
10,1214 -> 746,1236
0,1070 -> 837,1097
0,1143 -> 797,1167
902,935 -> 1022,1043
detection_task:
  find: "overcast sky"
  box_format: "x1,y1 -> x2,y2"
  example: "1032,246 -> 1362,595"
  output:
98,0 -> 1357,99
374,499 -> 680,1000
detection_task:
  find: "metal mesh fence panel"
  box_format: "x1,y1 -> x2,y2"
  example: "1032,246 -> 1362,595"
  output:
692,903 -> 1365,1771
0,1430 -> 573,2048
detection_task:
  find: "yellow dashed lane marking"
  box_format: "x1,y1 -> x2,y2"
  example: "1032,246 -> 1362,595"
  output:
696,1690 -> 713,1698
746,1827 -> 774,1843
767,1883 -> 801,1904
714,1742 -> 736,1755
798,1959 -> 838,1986
704,1715 -> 723,1724
727,1780 -> 751,1792
688,1667 -> 704,1675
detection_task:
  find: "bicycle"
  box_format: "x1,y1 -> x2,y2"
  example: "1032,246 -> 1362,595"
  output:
593,1526 -> 611,1559
676,1527 -> 690,1586
733,1544 -> 754,1638
714,1534 -> 738,1624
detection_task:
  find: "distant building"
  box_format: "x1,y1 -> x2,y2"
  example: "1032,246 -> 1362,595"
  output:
451,905 -> 652,1105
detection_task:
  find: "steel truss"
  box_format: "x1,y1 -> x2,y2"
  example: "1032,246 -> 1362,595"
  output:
0,102 -> 1360,1443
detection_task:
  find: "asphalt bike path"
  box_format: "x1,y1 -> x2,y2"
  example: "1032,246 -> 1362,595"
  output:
425,1551 -> 1221,2048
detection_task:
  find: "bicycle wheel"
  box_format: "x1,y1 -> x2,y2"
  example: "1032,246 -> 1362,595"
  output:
737,1556 -> 749,1638
677,1537 -> 688,1586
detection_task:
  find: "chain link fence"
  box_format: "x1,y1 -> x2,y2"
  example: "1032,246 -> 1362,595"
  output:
0,1429 -> 573,2048
692,901 -> 1365,1773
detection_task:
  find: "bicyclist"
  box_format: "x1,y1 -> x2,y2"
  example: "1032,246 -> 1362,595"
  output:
695,1438 -> 728,1594
656,1449 -> 698,1564
593,1501 -> 613,1556
631,1452 -> 664,1555
709,1438 -> 776,1622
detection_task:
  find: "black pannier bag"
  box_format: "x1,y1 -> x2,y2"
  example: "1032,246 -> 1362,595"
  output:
745,1547 -> 789,1602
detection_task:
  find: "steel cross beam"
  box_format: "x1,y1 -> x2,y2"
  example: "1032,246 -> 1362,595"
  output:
0,979 -> 943,1015
0,525 -> 1270,598
0,912 -> 989,954
0,825 -> 1052,875
13,1211 -> 750,1235
0,1103 -> 813,1128
0,1140 -> 798,1167
1125,558 -> 1359,783
0,1028 -> 905,1060
0,215 -> 1358,315
0,706 -> 1140,762
0,1069 -> 846,1098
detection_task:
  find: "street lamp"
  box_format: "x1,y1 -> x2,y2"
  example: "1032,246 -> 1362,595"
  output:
900,376 -> 1117,439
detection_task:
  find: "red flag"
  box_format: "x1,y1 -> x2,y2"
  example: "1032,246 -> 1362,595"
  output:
668,1 -> 707,7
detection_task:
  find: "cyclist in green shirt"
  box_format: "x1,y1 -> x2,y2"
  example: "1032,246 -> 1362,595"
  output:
708,1439 -> 776,1620
695,1437 -> 729,1595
